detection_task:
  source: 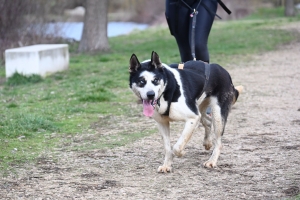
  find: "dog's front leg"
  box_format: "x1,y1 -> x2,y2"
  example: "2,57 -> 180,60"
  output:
173,116 -> 199,157
156,121 -> 173,173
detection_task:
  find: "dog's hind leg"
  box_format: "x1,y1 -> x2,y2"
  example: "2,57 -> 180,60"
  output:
203,101 -> 224,168
156,121 -> 173,173
200,100 -> 213,150
173,116 -> 200,158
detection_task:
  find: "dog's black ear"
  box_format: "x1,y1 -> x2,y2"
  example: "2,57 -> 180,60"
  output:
151,51 -> 162,69
129,54 -> 141,73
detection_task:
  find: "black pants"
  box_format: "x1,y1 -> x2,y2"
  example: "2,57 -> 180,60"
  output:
165,0 -> 218,63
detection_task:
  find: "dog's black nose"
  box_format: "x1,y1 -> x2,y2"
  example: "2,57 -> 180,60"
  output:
147,90 -> 155,100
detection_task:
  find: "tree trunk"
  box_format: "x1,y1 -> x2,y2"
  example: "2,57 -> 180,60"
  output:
273,0 -> 282,7
285,0 -> 295,16
78,0 -> 110,53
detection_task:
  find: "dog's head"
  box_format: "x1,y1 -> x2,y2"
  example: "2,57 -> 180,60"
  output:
129,51 -> 166,117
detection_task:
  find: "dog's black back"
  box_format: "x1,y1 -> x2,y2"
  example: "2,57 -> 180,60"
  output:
169,60 -> 239,123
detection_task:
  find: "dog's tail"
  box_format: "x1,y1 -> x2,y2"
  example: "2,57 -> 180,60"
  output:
232,85 -> 244,105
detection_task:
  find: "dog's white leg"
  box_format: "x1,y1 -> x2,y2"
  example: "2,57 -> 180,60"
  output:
173,116 -> 199,157
201,114 -> 213,150
203,105 -> 223,168
199,98 -> 213,150
156,121 -> 173,173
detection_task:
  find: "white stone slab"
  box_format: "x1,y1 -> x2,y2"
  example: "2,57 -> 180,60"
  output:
5,44 -> 69,78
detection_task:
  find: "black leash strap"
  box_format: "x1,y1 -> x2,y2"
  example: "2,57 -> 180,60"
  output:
201,3 -> 222,19
198,62 -> 210,97
204,62 -> 210,82
181,0 -> 212,60
179,0 -> 231,60
217,0 -> 231,15
186,0 -> 202,60
191,10 -> 198,60
177,61 -> 210,99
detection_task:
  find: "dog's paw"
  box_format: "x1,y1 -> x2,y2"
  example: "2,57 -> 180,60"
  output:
157,165 -> 172,173
203,160 -> 217,168
173,145 -> 186,157
173,149 -> 186,158
203,141 -> 212,150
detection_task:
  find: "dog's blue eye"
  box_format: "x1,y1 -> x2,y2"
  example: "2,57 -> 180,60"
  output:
138,79 -> 146,86
153,78 -> 159,85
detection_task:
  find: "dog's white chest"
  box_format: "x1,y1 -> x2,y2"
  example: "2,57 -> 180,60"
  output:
156,99 -> 168,115
156,97 -> 198,121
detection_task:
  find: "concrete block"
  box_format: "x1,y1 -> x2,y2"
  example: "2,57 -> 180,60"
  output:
5,44 -> 69,78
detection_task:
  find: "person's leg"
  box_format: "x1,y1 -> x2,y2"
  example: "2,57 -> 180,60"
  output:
166,0 -> 218,62
189,0 -> 218,63
165,0 -> 193,62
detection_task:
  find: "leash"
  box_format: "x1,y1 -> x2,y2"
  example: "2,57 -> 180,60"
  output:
180,0 -> 202,60
201,62 -> 210,95
191,8 -> 198,61
180,0 -> 231,60
217,0 -> 231,15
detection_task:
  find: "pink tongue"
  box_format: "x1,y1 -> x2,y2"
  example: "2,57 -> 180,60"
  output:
143,100 -> 154,117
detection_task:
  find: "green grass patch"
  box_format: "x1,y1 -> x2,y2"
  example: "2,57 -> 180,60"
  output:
244,6 -> 300,20
244,6 -> 286,19
6,72 -> 43,86
0,9 -> 300,174
208,22 -> 295,63
77,87 -> 115,102
0,113 -> 59,138
0,135 -> 58,176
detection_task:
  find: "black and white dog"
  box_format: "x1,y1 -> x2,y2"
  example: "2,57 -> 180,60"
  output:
129,51 -> 243,173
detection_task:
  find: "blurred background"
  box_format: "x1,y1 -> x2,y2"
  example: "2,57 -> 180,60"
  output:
1,0 -> 300,57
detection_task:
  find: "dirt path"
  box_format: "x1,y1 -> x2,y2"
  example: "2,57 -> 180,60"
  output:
1,24 -> 300,199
